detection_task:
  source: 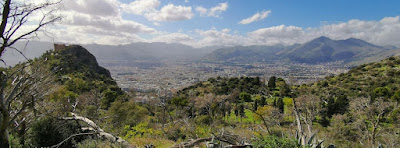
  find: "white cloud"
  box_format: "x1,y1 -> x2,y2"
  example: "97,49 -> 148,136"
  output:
196,6 -> 208,16
305,16 -> 400,46
209,2 -> 228,17
196,3 -> 228,17
62,12 -> 156,34
29,0 -> 400,48
246,16 -> 400,46
248,25 -> 305,45
48,26 -> 146,45
239,10 -> 271,25
145,4 -> 194,22
194,27 -> 248,47
63,0 -> 119,17
37,0 -> 159,45
121,0 -> 160,15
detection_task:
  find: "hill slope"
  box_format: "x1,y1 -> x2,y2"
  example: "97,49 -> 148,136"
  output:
303,56 -> 400,100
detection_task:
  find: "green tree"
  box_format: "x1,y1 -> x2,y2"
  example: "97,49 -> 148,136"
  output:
279,82 -> 291,97
260,96 -> 267,106
268,76 -> 277,90
100,89 -> 118,109
391,90 -> 400,103
253,99 -> 259,112
239,92 -> 252,102
372,87 -> 390,99
239,104 -> 245,122
277,98 -> 284,113
107,100 -> 148,135
171,96 -> 188,108
27,117 -> 82,148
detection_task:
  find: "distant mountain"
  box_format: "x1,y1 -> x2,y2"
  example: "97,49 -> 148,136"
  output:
279,36 -> 395,64
204,36 -> 399,65
1,42 -> 220,67
84,42 -> 219,63
204,45 -> 287,63
2,37 -> 398,67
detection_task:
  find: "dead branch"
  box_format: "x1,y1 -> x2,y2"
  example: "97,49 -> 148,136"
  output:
170,130 -> 252,148
61,113 -> 132,147
51,132 -> 96,148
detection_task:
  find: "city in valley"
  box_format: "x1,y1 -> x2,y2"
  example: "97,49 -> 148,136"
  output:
104,61 -> 349,95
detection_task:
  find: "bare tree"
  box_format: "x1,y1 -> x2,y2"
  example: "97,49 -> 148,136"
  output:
0,0 -> 61,61
292,94 -> 321,146
0,60 -> 55,147
253,105 -> 282,135
350,97 -> 394,147
0,0 -> 61,147
195,94 -> 226,121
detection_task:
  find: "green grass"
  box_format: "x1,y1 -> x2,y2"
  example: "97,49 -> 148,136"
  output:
225,109 -> 261,124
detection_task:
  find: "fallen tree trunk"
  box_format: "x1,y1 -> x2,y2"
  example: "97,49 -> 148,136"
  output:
170,137 -> 212,148
170,131 -> 252,148
59,113 -> 132,147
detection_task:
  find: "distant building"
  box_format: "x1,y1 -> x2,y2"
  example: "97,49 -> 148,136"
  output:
54,43 -> 68,51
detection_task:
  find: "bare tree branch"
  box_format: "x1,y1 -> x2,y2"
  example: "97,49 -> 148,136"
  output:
60,113 -> 131,147
51,132 -> 97,148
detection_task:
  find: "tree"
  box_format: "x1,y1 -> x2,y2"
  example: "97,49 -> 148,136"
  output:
292,95 -> 321,146
0,0 -> 61,60
239,92 -> 252,102
372,87 -> 390,100
0,1 -> 62,146
260,96 -> 267,107
268,76 -> 276,90
350,97 -> 394,147
276,98 -> 284,113
0,61 -> 55,147
195,94 -> 225,126
278,81 -> 291,97
391,90 -> 400,103
238,104 -> 245,122
253,105 -> 282,135
253,99 -> 259,112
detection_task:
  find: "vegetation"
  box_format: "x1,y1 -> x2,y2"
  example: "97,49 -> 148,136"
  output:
2,39 -> 400,147
0,0 -> 61,147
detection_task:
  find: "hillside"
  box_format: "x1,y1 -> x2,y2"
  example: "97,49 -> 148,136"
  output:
204,36 -> 399,65
304,55 -> 400,100
170,56 -> 400,147
3,45 -> 133,147
5,44 -> 400,147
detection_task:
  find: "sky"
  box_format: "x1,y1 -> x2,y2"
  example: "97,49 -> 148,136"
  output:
23,0 -> 400,47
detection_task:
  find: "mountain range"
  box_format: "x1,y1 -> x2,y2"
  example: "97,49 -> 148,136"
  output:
205,36 -> 400,65
1,36 -> 399,67
1,41 -> 221,67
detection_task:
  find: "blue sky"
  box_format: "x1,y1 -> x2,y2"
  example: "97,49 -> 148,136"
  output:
50,0 -> 400,47
121,0 -> 400,32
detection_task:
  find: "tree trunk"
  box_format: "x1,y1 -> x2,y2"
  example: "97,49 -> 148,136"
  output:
0,104 -> 10,148
292,98 -> 306,146
0,128 -> 9,148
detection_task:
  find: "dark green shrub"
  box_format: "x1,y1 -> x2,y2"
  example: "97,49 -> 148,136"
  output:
26,117 -> 83,148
